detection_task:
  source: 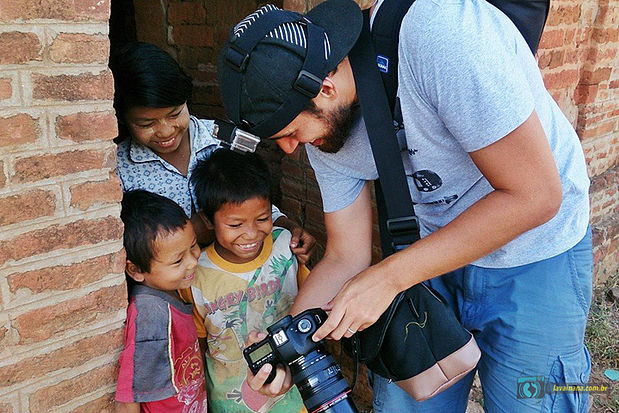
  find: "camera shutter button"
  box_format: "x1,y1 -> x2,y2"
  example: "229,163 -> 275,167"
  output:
297,318 -> 312,333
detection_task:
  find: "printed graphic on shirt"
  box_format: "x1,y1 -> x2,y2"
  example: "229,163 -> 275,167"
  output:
191,228 -> 304,412
412,170 -> 442,192
176,341 -> 208,413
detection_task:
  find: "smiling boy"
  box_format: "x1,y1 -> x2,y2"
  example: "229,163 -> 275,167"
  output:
115,190 -> 207,413
178,149 -> 308,413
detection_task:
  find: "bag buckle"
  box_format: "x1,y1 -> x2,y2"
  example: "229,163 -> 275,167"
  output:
386,216 -> 419,251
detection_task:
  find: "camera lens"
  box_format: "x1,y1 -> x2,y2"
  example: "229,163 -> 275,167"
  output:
289,346 -> 358,413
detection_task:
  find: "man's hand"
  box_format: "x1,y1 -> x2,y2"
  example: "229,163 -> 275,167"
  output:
312,261 -> 400,341
246,331 -> 293,396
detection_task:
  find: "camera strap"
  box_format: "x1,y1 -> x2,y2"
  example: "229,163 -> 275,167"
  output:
349,10 -> 420,257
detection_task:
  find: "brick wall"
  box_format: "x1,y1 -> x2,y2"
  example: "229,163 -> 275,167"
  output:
0,1 -> 124,411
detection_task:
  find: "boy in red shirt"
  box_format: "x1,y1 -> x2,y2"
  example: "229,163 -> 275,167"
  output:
115,190 -> 207,413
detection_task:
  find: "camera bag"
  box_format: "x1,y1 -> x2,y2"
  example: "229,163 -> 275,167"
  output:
344,0 -> 549,401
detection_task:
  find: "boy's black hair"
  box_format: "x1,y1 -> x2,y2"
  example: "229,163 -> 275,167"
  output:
192,148 -> 271,222
109,42 -> 193,139
120,190 -> 189,273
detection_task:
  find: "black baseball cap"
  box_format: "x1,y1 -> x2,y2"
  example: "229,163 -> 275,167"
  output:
217,0 -> 363,138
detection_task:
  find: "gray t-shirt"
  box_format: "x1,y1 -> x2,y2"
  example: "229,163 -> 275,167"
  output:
306,0 -> 590,268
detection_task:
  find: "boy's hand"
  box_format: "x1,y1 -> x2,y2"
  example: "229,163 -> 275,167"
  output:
274,216 -> 316,264
289,226 -> 316,265
246,331 -> 293,396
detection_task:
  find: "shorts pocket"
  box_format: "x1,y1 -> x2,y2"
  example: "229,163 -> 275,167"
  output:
567,232 -> 593,316
541,347 -> 591,412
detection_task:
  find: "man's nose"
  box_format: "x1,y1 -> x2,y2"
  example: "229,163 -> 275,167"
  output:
276,137 -> 299,154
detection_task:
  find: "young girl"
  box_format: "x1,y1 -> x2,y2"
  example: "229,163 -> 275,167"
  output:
110,42 -> 314,261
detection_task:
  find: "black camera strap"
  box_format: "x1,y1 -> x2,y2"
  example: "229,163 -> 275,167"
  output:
349,11 -> 420,257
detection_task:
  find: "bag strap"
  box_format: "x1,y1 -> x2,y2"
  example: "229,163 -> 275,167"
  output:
349,11 -> 420,257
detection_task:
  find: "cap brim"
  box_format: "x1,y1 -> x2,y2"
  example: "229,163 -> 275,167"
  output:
306,0 -> 363,71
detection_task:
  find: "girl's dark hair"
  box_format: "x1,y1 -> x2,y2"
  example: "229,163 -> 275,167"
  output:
191,149 -> 272,222
120,189 -> 190,273
109,42 -> 193,138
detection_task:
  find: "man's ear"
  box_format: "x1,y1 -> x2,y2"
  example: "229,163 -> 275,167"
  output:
198,210 -> 214,230
318,75 -> 337,99
125,260 -> 145,283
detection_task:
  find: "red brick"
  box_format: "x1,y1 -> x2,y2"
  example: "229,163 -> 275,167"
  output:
0,216 -> 123,266
574,84 -> 599,105
543,69 -> 579,90
0,78 -> 12,100
539,29 -> 565,50
0,113 -> 39,148
32,71 -> 113,102
29,363 -> 118,412
193,84 -> 222,106
67,393 -> 114,413
0,0 -> 75,20
0,31 -> 41,64
579,119 -> 617,139
592,27 -> 619,44
0,189 -> 56,226
168,1 -> 206,25
0,328 -> 123,386
12,147 -> 114,183
69,174 -> 122,210
179,47 -> 217,70
0,161 -> 5,188
14,284 -> 126,344
49,33 -> 109,64
610,79 -> 619,89
55,111 -> 117,142
74,0 -> 110,20
173,25 -> 215,47
283,0 -> 307,12
546,4 -> 581,26
580,67 -> 613,85
0,0 -> 109,21
7,250 -> 125,294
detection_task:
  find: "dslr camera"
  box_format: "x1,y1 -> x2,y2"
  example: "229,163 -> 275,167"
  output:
243,308 -> 358,413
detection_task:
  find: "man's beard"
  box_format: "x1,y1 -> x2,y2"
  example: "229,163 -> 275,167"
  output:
305,101 -> 355,153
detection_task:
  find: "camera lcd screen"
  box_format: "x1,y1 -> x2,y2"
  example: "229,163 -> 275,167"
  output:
249,342 -> 272,363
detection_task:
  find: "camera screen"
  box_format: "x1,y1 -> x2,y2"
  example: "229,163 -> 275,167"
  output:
249,342 -> 272,363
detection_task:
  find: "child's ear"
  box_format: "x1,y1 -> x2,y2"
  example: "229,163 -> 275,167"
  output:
198,210 -> 214,230
125,260 -> 145,283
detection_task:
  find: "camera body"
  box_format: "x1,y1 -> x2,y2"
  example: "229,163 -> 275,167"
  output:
244,308 -> 327,383
244,308 -> 358,413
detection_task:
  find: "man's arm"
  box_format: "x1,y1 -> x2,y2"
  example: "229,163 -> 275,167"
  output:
314,110 -> 563,340
290,182 -> 373,315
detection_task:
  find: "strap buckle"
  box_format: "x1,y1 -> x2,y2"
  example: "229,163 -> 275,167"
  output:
386,216 -> 419,251
293,69 -> 322,98
226,44 -> 250,72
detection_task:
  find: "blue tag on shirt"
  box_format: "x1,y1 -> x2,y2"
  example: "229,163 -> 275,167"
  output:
377,55 -> 389,73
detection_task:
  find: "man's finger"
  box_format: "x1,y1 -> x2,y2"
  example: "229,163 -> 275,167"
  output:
313,300 -> 345,341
